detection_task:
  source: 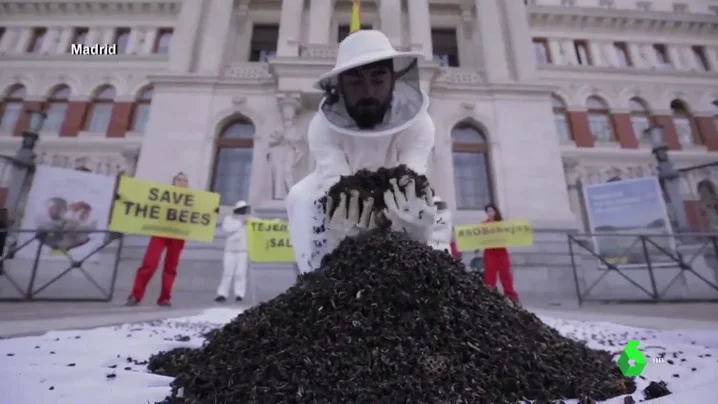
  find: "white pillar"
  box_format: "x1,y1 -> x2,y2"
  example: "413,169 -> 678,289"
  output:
307,0 -> 332,44
85,28 -> 102,46
0,28 -> 18,52
627,43 -> 644,68
56,27 -> 73,53
101,28 -> 115,45
642,43 -> 658,68
602,42 -> 619,67
13,28 -> 32,53
40,27 -> 60,54
705,46 -> 718,71
501,0 -> 536,81
408,0 -> 433,59
548,39 -> 564,65
680,46 -> 697,70
169,0 -> 205,71
475,0 -> 510,80
142,28 -> 158,54
561,40 -> 578,65
196,0 -> 234,73
277,0 -> 304,56
378,0 -> 403,48
126,28 -> 141,54
588,42 -> 603,66
667,45 -> 683,70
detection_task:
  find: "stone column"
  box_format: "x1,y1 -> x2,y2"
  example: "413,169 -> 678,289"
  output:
704,46 -> 718,71
602,42 -> 619,67
125,28 -> 141,55
641,43 -> 658,68
307,0 -> 333,44
667,45 -> 684,70
561,40 -> 578,65
196,0 -> 235,73
378,0 -> 403,47
407,0 -> 433,59
588,42 -> 603,66
501,0 -> 536,81
277,0 -> 304,56
474,0 -> 511,80
40,27 -> 61,54
85,28 -> 102,46
169,0 -> 205,71
0,28 -> 18,52
627,43 -> 644,68
13,28 -> 31,53
101,27 -> 115,45
142,28 -> 158,54
56,27 -> 73,53
548,39 -> 564,65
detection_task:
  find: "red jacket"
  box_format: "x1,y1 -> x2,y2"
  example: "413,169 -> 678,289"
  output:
450,239 -> 462,259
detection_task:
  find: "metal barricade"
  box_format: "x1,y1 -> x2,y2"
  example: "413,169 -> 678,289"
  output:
568,232 -> 718,305
0,228 -> 125,301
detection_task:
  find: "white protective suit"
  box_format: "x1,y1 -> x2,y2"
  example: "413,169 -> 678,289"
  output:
217,200 -> 249,299
285,30 -> 438,273
427,196 -> 453,254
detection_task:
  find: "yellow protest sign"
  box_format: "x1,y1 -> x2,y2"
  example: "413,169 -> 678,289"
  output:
454,219 -> 534,250
108,175 -> 220,242
246,218 -> 295,263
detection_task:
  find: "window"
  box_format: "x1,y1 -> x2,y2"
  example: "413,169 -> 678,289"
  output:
551,95 -> 573,143
586,96 -> 614,142
115,28 -> 131,53
432,29 -> 460,67
532,38 -> 551,64
614,42 -> 631,67
44,85 -> 71,132
72,28 -> 89,47
249,24 -> 279,62
154,28 -> 173,54
0,85 -> 26,133
130,87 -> 153,133
451,122 -> 493,210
337,24 -> 372,43
670,99 -> 697,145
212,118 -> 255,205
27,28 -> 47,53
628,98 -> 651,141
85,86 -> 116,133
573,40 -> 591,66
653,44 -> 672,69
692,46 -> 709,71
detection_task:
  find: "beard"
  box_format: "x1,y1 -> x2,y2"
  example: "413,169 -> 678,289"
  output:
344,97 -> 392,130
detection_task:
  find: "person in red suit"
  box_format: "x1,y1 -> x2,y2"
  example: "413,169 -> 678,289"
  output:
482,203 -> 520,304
449,238 -> 462,260
125,172 -> 189,307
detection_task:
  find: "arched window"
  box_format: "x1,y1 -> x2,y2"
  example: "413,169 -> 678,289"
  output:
451,122 -> 493,210
551,94 -> 572,143
670,99 -> 698,145
85,85 -> 116,133
130,87 -> 153,133
44,85 -> 71,132
0,85 -> 26,133
628,97 -> 651,141
586,96 -> 614,142
211,118 -> 255,205
154,29 -> 173,54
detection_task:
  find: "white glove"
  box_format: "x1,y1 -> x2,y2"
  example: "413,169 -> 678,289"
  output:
383,176 -> 436,243
325,190 -> 376,247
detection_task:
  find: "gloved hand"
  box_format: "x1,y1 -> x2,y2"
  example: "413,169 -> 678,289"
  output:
383,176 -> 436,243
325,190 -> 376,247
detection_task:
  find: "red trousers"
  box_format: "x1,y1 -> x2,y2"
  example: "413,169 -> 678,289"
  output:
129,236 -> 185,303
483,248 -> 520,301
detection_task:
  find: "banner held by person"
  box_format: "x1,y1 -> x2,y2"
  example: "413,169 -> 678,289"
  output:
454,220 -> 534,251
246,218 -> 295,263
17,166 -> 117,263
109,176 -> 220,242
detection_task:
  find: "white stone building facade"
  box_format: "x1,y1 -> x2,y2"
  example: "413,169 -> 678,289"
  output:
1,0 -> 717,232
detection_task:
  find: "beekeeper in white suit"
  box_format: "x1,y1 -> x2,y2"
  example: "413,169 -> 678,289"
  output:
215,200 -> 250,302
285,29 -> 443,273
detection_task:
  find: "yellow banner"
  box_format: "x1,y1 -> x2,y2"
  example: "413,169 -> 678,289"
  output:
454,220 -> 534,250
246,218 -> 295,263
108,176 -> 220,242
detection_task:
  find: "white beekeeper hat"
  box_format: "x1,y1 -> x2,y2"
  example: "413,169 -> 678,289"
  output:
314,30 -> 423,91
234,200 -> 248,209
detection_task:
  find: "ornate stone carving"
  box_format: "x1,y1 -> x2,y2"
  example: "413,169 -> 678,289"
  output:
267,94 -> 306,199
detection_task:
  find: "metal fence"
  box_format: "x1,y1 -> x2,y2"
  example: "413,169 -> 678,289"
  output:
0,229 -> 125,302
568,232 -> 718,305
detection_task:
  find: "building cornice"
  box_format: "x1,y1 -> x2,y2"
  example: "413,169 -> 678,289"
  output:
539,65 -> 718,83
528,5 -> 718,36
0,0 -> 180,17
